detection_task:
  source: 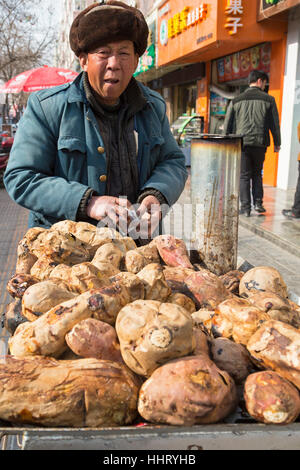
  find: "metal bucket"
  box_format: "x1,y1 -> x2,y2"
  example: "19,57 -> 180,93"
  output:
190,135 -> 242,276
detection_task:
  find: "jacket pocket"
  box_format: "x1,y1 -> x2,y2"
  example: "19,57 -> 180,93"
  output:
57,136 -> 88,183
57,136 -> 87,154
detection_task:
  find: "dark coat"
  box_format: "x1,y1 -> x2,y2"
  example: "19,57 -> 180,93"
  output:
223,86 -> 281,149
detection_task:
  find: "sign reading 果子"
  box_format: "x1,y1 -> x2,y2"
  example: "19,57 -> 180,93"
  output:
224,0 -> 244,35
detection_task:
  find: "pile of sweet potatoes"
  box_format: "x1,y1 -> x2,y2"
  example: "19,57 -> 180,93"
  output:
1,223 -> 300,428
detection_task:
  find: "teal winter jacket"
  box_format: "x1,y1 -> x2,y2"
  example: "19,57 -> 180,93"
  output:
4,73 -> 187,228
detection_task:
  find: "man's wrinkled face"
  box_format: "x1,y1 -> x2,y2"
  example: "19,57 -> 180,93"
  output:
79,40 -> 139,106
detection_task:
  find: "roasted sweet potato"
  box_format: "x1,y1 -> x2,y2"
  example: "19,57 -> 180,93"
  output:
92,243 -> 123,269
2,299 -> 28,335
167,292 -> 196,314
6,274 -> 38,299
91,260 -> 120,277
9,285 -> 129,358
138,354 -> 237,425
185,270 -> 231,310
15,242 -> 38,275
239,266 -> 288,299
16,228 -> 48,272
210,337 -> 254,384
125,244 -> 160,274
49,263 -> 72,281
89,283 -> 131,325
213,297 -> 270,346
193,328 -> 210,355
219,270 -> 244,294
247,320 -> 300,389
22,280 -> 77,321
30,255 -> 60,281
192,309 -> 215,337
151,235 -> 193,269
116,300 -> 195,377
110,272 -> 145,301
0,355 -> 140,427
244,371 -> 300,424
66,318 -> 123,362
247,291 -> 300,328
68,262 -> 111,293
137,263 -> 171,301
31,230 -> 90,265
163,266 -> 197,302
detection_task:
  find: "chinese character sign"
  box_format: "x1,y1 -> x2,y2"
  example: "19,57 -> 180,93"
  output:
166,4 -> 208,40
225,0 -> 244,35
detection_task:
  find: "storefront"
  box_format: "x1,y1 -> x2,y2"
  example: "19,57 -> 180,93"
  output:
257,0 -> 300,191
156,0 -> 288,186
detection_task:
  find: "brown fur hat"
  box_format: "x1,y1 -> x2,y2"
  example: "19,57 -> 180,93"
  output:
69,1 -> 149,57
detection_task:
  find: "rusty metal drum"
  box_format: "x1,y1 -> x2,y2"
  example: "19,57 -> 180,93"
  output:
190,135 -> 242,276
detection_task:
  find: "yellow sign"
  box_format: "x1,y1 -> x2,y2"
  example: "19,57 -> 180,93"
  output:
168,4 -> 208,39
225,0 -> 244,35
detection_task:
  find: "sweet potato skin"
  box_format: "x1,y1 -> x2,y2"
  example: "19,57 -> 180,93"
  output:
66,318 -> 123,362
0,355 -> 140,427
9,284 -> 130,358
244,371 -> 300,424
22,280 -> 77,321
239,266 -> 288,299
138,354 -> 237,425
6,274 -> 38,299
213,297 -> 270,346
247,320 -> 300,389
137,263 -> 171,301
210,337 -> 254,384
116,300 -> 195,377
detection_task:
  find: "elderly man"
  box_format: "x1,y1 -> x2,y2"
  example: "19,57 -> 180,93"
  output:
4,1 -> 187,242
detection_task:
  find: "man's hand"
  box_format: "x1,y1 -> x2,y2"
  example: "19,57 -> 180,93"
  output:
274,146 -> 281,153
137,195 -> 162,240
86,195 -> 134,230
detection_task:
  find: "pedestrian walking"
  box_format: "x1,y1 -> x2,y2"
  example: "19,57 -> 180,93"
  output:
282,121 -> 300,219
223,70 -> 281,217
4,0 -> 187,242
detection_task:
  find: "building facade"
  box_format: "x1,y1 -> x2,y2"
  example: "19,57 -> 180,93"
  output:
138,0 -> 300,188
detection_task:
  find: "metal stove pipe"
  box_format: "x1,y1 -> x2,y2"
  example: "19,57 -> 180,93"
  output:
190,134 -> 242,276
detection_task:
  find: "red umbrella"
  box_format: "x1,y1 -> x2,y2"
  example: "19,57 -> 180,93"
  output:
0,65 -> 79,93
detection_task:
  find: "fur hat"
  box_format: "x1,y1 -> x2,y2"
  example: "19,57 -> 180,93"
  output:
69,1 -> 149,57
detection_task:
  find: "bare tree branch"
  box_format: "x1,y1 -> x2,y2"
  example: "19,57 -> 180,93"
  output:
0,0 -> 58,83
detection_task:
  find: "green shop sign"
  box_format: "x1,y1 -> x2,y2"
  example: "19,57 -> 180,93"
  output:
262,0 -> 281,8
134,43 -> 155,77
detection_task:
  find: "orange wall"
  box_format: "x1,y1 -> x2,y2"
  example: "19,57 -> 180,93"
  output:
157,0 -> 287,66
157,0 -> 287,187
263,37 -> 287,186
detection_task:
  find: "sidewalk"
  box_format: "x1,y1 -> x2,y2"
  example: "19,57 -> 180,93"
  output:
237,185 -> 300,300
238,185 -> 300,258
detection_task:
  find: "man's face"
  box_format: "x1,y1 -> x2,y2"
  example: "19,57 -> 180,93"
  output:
79,40 -> 139,106
258,78 -> 267,91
